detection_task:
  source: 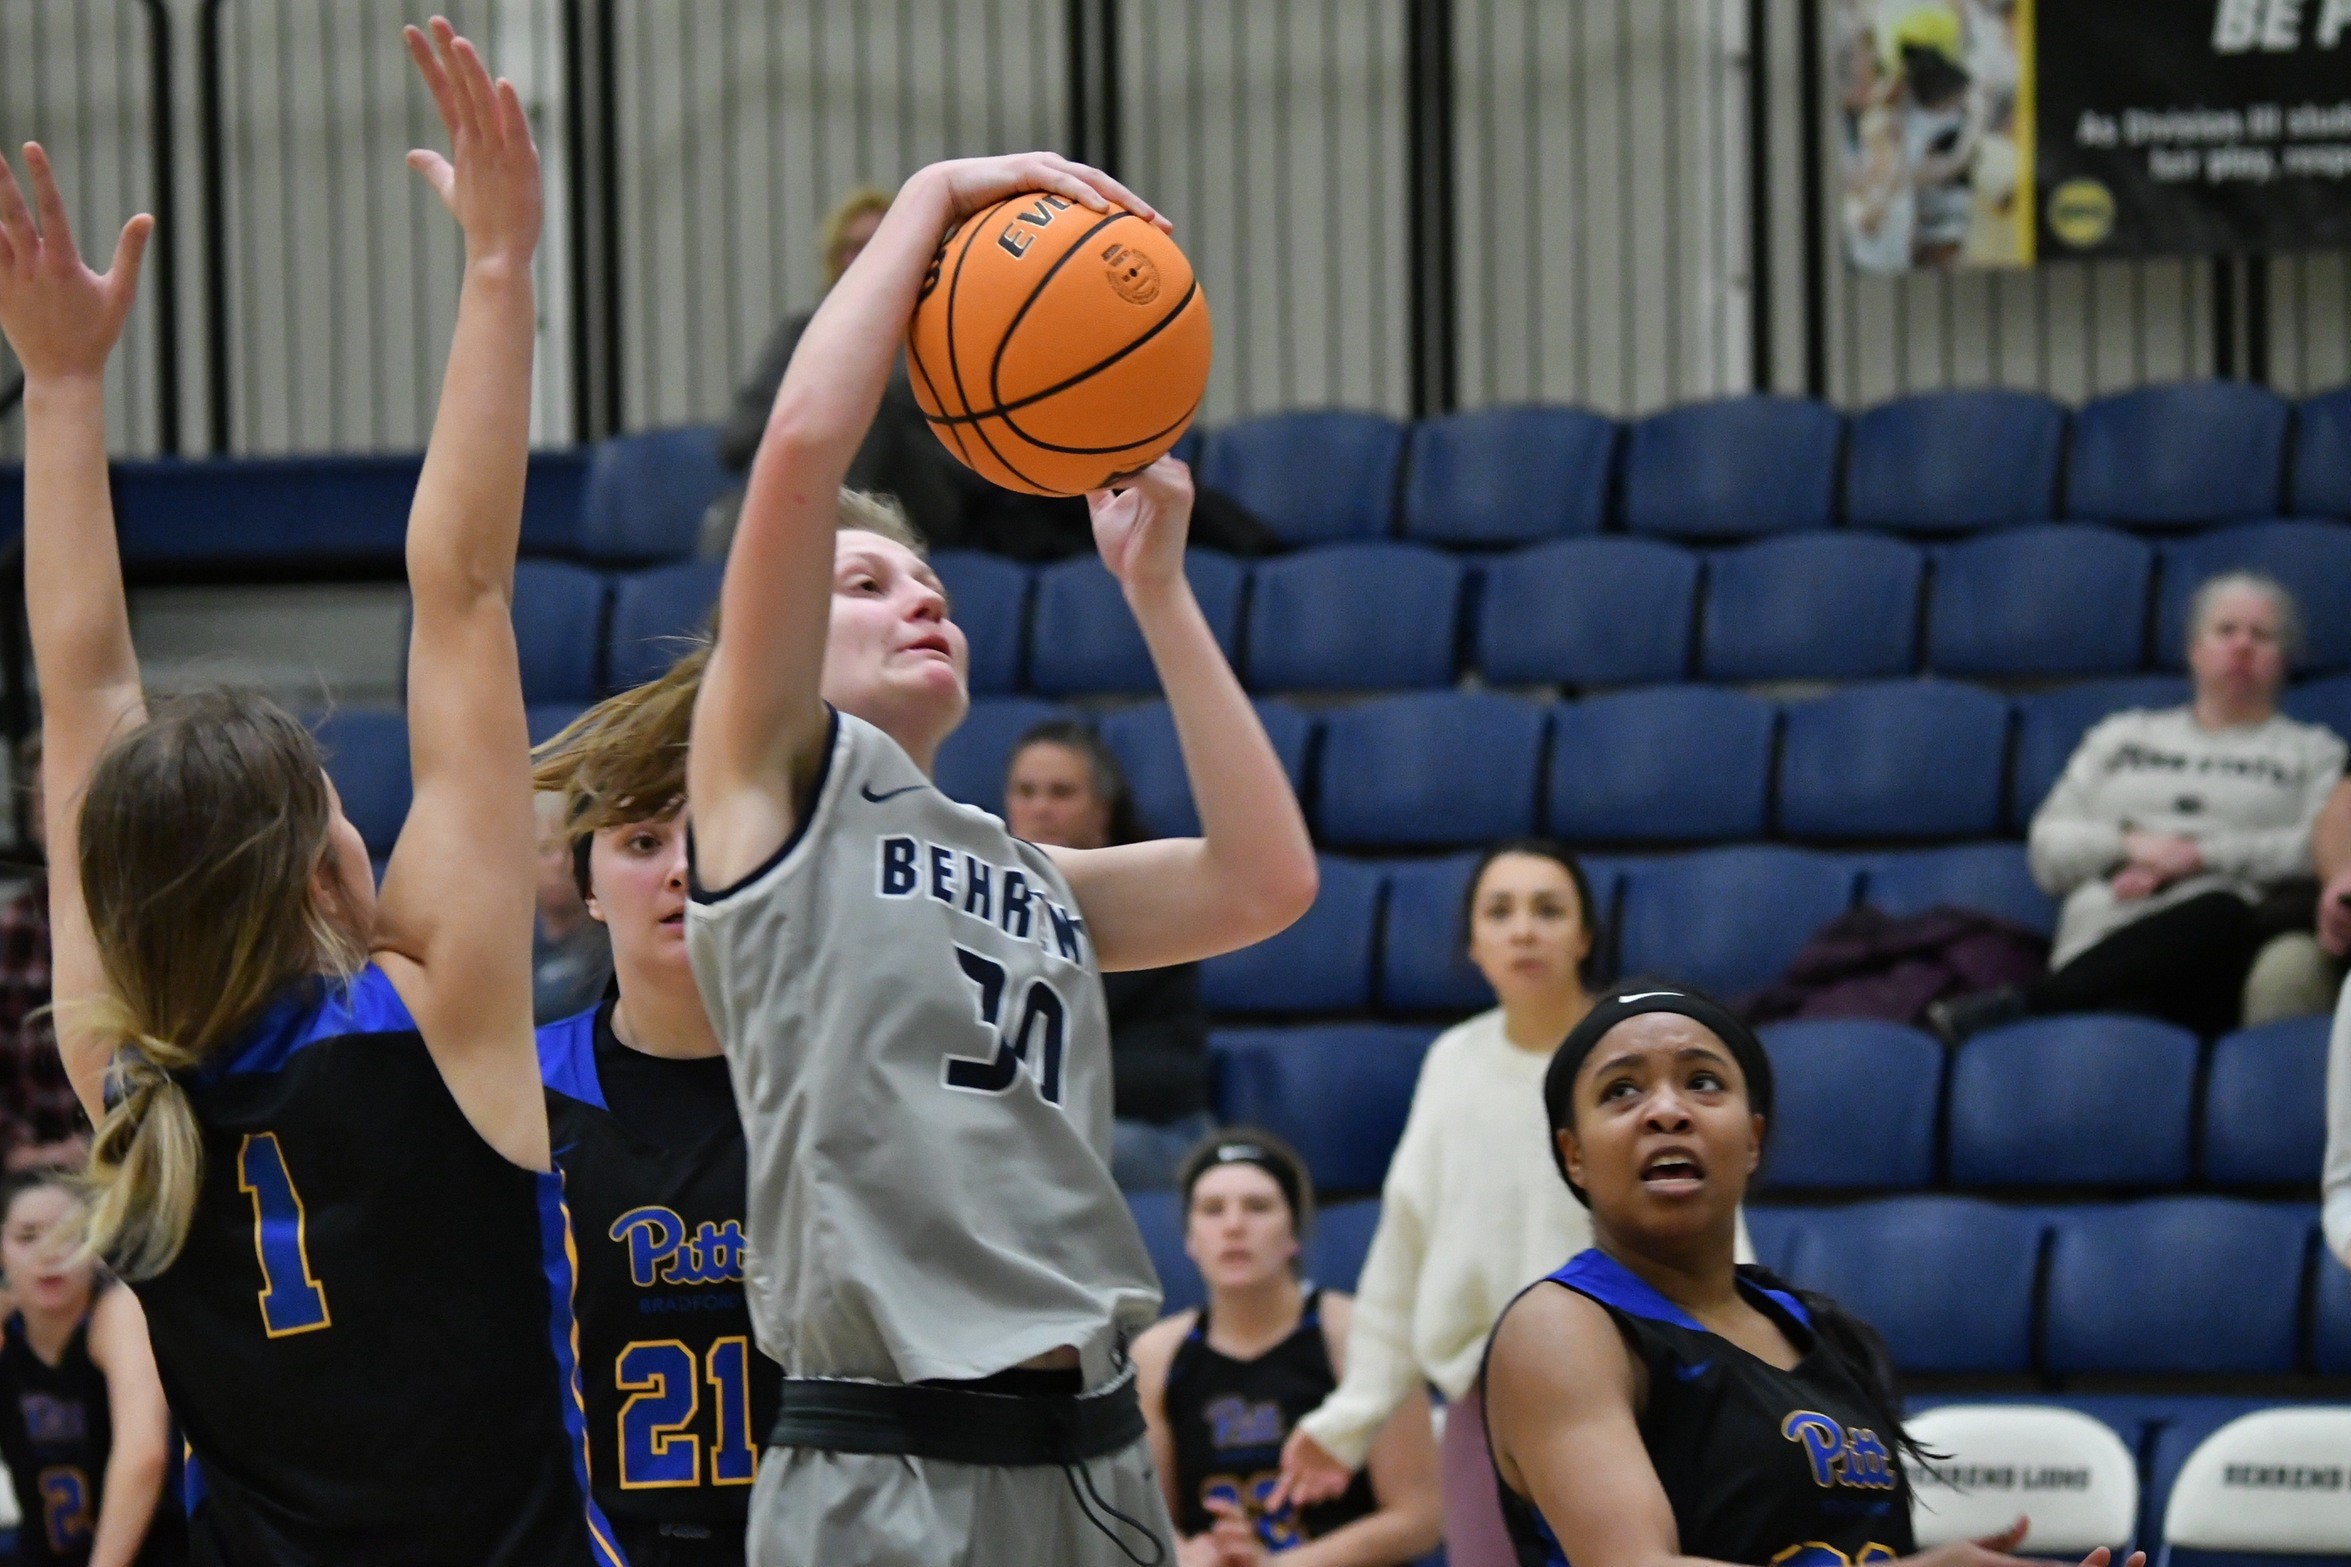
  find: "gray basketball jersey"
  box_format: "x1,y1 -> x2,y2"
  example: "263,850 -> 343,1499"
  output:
686,710 -> 1162,1390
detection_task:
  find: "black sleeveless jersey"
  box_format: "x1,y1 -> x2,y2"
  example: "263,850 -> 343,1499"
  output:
1165,1290 -> 1377,1550
131,966 -> 623,1566
0,1301 -> 185,1565
1490,1250 -> 1915,1567
539,1002 -> 777,1549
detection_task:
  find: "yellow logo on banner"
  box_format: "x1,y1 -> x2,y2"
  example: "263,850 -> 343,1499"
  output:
2047,178 -> 2117,248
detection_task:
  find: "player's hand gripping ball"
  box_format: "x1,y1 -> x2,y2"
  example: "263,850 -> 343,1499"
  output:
907,191 -> 1211,497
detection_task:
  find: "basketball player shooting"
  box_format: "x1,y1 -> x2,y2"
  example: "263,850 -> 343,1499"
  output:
683,155 -> 1319,1567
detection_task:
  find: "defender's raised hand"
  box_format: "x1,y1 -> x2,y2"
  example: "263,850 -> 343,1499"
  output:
1087,456 -> 1196,594
403,16 -> 541,268
0,144 -> 151,384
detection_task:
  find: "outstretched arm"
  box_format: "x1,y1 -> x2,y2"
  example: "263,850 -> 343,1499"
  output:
85,1286 -> 171,1567
0,144 -> 153,1119
688,153 -> 1162,893
368,19 -> 546,1171
1044,460 -> 1318,970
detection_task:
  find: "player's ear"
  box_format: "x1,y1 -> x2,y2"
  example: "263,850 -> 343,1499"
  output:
1556,1128 -> 1586,1191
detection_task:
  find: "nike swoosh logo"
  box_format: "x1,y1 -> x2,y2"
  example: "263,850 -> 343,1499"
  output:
861,782 -> 928,804
1674,1360 -> 1713,1382
1618,990 -> 1688,1004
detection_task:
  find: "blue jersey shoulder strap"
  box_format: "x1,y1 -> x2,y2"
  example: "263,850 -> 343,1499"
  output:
535,1007 -> 605,1110
1549,1249 -> 1812,1333
205,965 -> 417,1081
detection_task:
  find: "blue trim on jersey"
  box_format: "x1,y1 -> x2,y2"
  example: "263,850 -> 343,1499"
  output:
535,1008 -> 606,1111
203,966 -> 417,1081
1549,1249 -> 1812,1334
182,1448 -> 208,1519
534,1171 -> 630,1567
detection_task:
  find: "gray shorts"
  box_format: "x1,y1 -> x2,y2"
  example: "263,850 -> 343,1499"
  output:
746,1434 -> 1176,1567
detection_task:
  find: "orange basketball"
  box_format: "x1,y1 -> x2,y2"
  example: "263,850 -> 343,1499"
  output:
906,191 -> 1212,497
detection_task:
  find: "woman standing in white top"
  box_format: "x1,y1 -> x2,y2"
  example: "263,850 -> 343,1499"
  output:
1274,840 -> 1603,1567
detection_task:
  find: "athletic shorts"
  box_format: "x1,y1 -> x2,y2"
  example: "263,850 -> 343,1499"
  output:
745,1434 -> 1175,1567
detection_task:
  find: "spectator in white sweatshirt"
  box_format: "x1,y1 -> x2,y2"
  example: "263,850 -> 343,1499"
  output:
1270,840 -> 1601,1567
1937,572 -> 2346,1042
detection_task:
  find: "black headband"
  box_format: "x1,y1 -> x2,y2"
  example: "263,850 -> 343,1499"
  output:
1541,986 -> 1775,1200
1186,1139 -> 1306,1226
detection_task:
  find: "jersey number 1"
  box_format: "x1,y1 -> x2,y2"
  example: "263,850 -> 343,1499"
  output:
940,946 -> 1067,1105
238,1133 -> 331,1337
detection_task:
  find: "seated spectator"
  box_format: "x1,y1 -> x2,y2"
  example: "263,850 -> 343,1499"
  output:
0,736 -> 85,1172
1004,721 -> 1212,1188
1938,572 -> 2345,1042
1133,1131 -> 1441,1566
2322,966 -> 2351,1267
2240,772 -> 2351,1024
1276,840 -> 1601,1567
533,791 -> 612,1023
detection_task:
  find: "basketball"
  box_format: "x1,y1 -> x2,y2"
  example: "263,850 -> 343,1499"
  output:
905,192 -> 1212,497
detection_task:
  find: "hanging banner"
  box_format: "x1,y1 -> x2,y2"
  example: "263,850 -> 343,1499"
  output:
1838,0 -> 2351,272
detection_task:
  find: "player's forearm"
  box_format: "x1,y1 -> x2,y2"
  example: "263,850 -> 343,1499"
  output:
1287,1502 -> 1443,1567
22,376 -> 140,707
85,1441 -> 166,1567
1127,572 -> 1316,939
405,259 -> 533,620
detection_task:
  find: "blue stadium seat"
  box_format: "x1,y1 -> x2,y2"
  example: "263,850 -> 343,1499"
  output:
1316,692 -> 1544,850
578,425 -> 732,562
1126,1190 -> 1203,1315
1947,1016 -> 2197,1189
2011,676 -> 2189,823
1615,847 -> 1859,998
1214,1025 -> 1435,1194
1860,843 -> 2055,934
1926,525 -> 2153,677
1622,396 -> 1844,539
2203,1015 -> 2328,1188
520,448 -> 593,556
1845,388 -> 2068,535
2043,1199 -> 2306,1374
2315,1247 -> 2351,1375
1097,698 -> 1314,839
1700,533 -> 1924,681
2155,519 -> 2351,672
2283,673 -> 2351,745
605,560 -> 722,691
1029,551 -> 1245,696
1200,410 -> 1406,545
1202,857 -> 1382,1014
1777,681 -> 2010,840
1547,687 -> 1775,843
526,703 -> 588,747
932,697 -> 1074,811
930,550 -> 1031,697
311,711 -> 411,857
2295,386 -> 2351,518
2143,1395 -> 2311,1555
510,561 -> 608,704
2066,381 -> 2290,527
1784,1198 -> 2042,1373
1476,538 -> 1699,687
109,454 -> 424,568
1245,543 -> 1463,691
1309,1200 -> 1383,1293
1740,1208 -> 1814,1275
1170,428 -> 1203,469
1377,855 -> 1489,1014
1401,405 -> 1617,545
1756,1021 -> 1942,1191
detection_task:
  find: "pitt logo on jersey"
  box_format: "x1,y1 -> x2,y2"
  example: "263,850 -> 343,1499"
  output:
877,836 -> 1088,967
610,1206 -> 747,1288
1781,1410 -> 1899,1491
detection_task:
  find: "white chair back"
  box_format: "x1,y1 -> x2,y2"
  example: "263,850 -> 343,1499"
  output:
1908,1404 -> 2140,1554
2162,1407 -> 2351,1555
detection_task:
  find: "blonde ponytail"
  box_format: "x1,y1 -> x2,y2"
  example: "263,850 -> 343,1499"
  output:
80,1027 -> 207,1279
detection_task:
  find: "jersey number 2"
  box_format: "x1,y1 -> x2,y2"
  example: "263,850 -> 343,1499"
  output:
615,1337 -> 757,1489
940,946 -> 1067,1105
238,1133 -> 331,1337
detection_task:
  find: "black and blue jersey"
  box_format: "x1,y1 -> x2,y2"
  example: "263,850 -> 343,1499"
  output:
1491,1249 -> 1916,1567
540,1001 -> 777,1565
131,965 -> 622,1566
0,1297 -> 186,1565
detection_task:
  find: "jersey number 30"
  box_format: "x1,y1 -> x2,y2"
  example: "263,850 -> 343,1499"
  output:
238,1133 -> 331,1338
940,946 -> 1068,1106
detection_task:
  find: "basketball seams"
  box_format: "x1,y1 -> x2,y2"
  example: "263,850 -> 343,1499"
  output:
989,285 -> 1206,455
938,196 -> 1057,495
926,278 -> 1202,429
984,210 -> 1131,418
